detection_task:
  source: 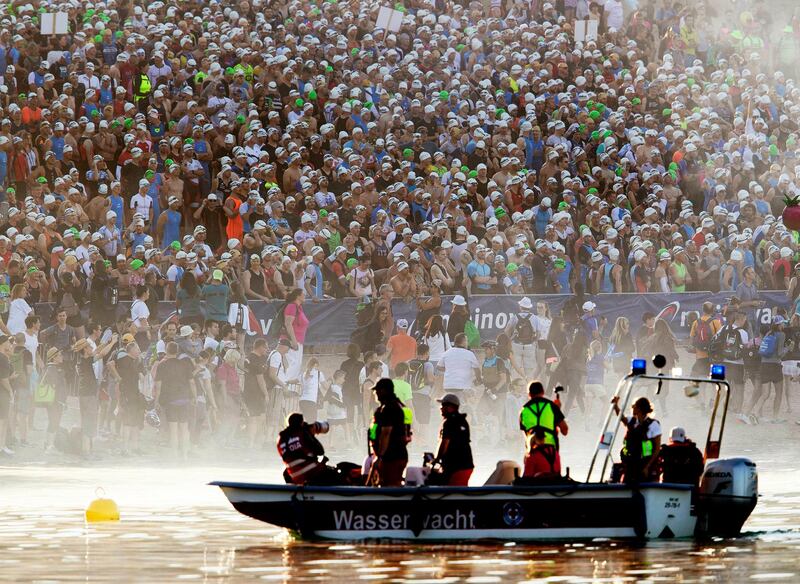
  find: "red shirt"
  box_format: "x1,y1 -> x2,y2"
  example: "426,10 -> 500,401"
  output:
692,230 -> 707,247
773,258 -> 791,289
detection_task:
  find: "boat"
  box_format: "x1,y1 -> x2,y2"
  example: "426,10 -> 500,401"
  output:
213,357 -> 758,541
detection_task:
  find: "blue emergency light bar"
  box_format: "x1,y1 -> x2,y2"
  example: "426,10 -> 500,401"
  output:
710,364 -> 726,380
631,359 -> 647,375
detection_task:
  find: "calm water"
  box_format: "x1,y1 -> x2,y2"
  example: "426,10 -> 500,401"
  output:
3,398 -> 800,582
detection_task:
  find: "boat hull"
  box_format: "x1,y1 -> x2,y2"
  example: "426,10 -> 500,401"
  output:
212,482 -> 697,541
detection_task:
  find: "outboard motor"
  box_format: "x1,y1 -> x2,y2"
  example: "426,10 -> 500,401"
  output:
696,457 -> 758,537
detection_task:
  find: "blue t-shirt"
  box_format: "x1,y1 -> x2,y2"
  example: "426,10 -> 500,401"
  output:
467,260 -> 492,291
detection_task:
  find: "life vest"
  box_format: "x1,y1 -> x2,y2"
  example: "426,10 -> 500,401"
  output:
135,74 -> 151,102
525,443 -> 559,476
276,427 -> 324,484
520,399 -> 557,447
622,417 -> 655,460
368,399 -> 413,448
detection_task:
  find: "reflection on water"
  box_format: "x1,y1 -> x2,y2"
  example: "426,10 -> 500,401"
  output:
2,504 -> 800,582
1,462 -> 800,582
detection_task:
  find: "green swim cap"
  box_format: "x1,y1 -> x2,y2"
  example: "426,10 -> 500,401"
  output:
553,258 -> 566,269
130,259 -> 144,270
170,241 -> 181,251
295,98 -> 304,107
506,263 -> 518,273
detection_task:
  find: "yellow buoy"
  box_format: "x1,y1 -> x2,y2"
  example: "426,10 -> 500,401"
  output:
85,488 -> 120,522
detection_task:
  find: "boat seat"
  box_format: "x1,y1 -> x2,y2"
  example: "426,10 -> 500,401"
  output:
483,460 -> 521,485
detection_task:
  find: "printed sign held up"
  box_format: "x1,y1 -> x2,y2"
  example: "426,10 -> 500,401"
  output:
40,13 -> 69,35
574,19 -> 599,43
375,6 -> 404,33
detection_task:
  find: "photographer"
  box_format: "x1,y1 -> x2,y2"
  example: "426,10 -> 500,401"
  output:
277,412 -> 342,485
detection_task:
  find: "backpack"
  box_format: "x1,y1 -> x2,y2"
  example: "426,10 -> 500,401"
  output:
464,319 -> 481,349
693,317 -> 715,351
712,326 -> 743,362
266,300 -> 290,339
356,300 -> 375,327
759,333 -> 777,358
513,315 -> 537,345
407,359 -> 427,392
482,356 -> 502,388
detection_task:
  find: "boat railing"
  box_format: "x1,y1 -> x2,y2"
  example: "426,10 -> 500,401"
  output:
586,368 -> 731,484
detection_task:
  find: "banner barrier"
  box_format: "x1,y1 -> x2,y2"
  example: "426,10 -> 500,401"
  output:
35,291 -> 792,347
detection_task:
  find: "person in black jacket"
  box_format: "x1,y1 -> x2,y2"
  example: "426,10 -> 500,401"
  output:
431,393 -> 474,486
89,258 -> 118,327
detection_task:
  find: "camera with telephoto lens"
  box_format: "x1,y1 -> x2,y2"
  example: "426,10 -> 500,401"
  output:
306,421 -> 330,435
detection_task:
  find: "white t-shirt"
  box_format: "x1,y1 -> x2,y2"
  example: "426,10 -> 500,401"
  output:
7,298 -> 32,335
623,416 -> 662,441
130,298 -> 150,329
437,346 -> 480,389
532,315 -> 552,340
166,264 -> 182,284
300,369 -> 325,404
130,193 -> 153,218
268,350 -> 288,385
327,383 -> 347,420
359,361 -> 390,386
422,331 -> 450,363
24,331 -> 39,369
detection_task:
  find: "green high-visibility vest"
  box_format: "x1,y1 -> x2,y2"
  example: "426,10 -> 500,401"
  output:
520,400 -> 556,446
623,437 -> 654,458
135,75 -> 151,102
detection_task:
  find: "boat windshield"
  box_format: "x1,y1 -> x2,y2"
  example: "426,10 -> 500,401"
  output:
585,371 -> 730,484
